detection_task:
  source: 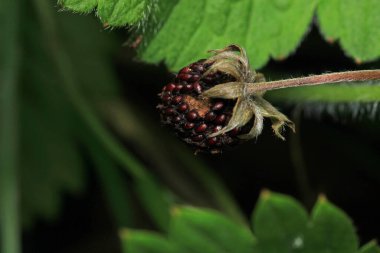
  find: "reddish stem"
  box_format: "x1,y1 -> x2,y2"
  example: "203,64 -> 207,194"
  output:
248,70 -> 380,93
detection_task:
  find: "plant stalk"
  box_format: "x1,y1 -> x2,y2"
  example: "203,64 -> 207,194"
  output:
0,0 -> 21,252
249,70 -> 380,93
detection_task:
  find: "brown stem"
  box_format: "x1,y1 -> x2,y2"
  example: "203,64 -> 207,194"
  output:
247,70 -> 380,93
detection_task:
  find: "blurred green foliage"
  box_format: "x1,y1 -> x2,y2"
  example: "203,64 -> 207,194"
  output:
122,192 -> 380,253
59,0 -> 380,68
1,1 -> 244,252
1,0 -> 380,253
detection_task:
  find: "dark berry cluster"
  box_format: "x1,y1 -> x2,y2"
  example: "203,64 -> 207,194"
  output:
157,59 -> 252,154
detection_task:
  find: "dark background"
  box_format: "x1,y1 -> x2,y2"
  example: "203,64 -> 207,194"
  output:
22,22 -> 380,253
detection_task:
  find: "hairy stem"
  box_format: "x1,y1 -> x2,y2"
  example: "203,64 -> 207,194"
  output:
249,70 -> 380,93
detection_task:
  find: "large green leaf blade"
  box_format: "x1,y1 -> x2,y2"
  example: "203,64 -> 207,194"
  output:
317,0 -> 380,63
97,0 -> 149,26
247,0 -> 317,66
139,1 -> 208,69
58,0 -> 380,68
59,0 -> 151,26
169,207 -> 256,253
316,0 -> 340,42
58,0 -> 96,13
139,0 -> 317,70
252,191 -> 308,253
305,196 -> 358,253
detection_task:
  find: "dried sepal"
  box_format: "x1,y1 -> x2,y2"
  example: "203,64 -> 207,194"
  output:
201,82 -> 243,99
206,51 -> 245,66
254,96 -> 295,140
209,98 -> 254,137
203,61 -> 244,81
201,44 -> 295,141
205,44 -> 253,82
237,103 -> 264,140
207,44 -> 247,61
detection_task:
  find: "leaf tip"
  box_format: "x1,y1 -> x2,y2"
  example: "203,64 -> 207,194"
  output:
260,189 -> 271,200
119,228 -> 130,239
369,239 -> 379,245
170,206 -> 182,217
275,55 -> 286,61
355,58 -> 363,65
326,37 -> 336,44
317,193 -> 328,203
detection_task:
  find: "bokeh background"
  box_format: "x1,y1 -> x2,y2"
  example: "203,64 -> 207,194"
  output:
1,1 -> 380,252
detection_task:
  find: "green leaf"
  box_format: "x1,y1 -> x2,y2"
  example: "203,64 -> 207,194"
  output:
122,193 -> 377,253
139,0 -> 317,70
58,0 -> 380,68
252,191 -> 308,253
58,0 -> 153,26
306,196 -> 358,253
252,192 -> 361,253
316,0 -> 341,42
120,230 -> 181,253
98,0 -> 150,26
58,0 -> 380,69
359,241 -> 380,253
317,0 -> 380,63
169,207 -> 256,253
58,0 -> 96,12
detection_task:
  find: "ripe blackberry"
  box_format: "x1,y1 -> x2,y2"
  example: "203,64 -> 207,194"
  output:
158,45 -> 295,154
160,44 -> 380,154
157,59 -> 252,154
